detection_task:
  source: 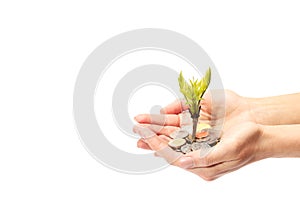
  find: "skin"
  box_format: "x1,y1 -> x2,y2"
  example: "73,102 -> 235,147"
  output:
133,90 -> 300,181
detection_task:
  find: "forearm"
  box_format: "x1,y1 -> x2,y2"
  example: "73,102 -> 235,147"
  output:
247,93 -> 300,125
259,124 -> 300,159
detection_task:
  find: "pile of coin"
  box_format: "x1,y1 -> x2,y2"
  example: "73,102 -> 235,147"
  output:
168,125 -> 220,154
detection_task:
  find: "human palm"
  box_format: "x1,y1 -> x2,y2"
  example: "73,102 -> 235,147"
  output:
134,90 -> 263,180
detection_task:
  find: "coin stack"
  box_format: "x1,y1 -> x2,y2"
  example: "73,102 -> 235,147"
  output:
168,124 -> 220,154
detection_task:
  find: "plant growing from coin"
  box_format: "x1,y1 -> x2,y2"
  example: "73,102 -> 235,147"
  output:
178,68 -> 211,142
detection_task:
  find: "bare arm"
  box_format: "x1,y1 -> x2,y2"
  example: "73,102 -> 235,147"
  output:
260,124 -> 300,158
134,91 -> 300,180
248,93 -> 300,125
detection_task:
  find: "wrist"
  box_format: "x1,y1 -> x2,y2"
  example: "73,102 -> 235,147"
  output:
246,97 -> 282,125
245,93 -> 300,125
255,124 -> 276,160
257,124 -> 300,158
246,124 -> 272,162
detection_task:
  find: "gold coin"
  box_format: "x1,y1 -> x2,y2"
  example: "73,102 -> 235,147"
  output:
196,123 -> 211,133
196,130 -> 209,139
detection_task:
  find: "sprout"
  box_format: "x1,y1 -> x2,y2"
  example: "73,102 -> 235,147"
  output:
178,68 -> 211,142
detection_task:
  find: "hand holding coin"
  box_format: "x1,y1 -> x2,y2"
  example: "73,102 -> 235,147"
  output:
134,90 -> 272,181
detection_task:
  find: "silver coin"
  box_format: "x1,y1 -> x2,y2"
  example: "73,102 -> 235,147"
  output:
170,130 -> 189,139
191,142 -> 204,151
180,125 -> 192,135
168,138 -> 186,150
185,135 -> 193,144
180,144 -> 192,154
208,138 -> 220,147
198,129 -> 220,143
207,129 -> 221,140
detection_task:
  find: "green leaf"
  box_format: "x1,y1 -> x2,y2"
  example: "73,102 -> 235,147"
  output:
178,68 -> 211,116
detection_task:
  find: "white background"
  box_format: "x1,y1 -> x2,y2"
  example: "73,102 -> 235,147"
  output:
1,1 -> 300,199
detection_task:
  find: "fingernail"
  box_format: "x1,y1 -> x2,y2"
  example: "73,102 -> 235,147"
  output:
133,125 -> 155,139
178,157 -> 194,169
137,143 -> 141,148
134,115 -> 141,122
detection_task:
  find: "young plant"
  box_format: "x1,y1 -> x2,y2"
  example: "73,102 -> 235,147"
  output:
178,68 -> 211,142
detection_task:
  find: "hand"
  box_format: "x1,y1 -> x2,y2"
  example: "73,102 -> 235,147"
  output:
133,90 -> 265,181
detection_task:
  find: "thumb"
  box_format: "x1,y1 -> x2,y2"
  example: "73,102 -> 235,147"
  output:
176,142 -> 227,169
160,99 -> 188,114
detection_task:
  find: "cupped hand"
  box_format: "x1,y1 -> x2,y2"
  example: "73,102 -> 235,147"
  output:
133,90 -> 265,180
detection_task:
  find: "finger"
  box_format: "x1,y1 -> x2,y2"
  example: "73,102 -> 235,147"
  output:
188,159 -> 241,181
133,124 -> 156,139
176,140 -> 236,169
198,119 -> 212,126
155,145 -> 183,164
160,99 -> 189,114
133,124 -> 169,150
137,135 -> 172,150
133,125 -> 182,163
137,139 -> 151,150
199,111 -> 212,121
134,114 -> 180,127
147,124 -> 180,137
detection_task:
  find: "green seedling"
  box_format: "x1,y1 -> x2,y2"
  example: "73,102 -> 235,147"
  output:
178,68 -> 211,142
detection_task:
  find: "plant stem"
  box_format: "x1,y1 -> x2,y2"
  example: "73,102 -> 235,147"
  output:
191,117 -> 198,142
190,105 -> 201,142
